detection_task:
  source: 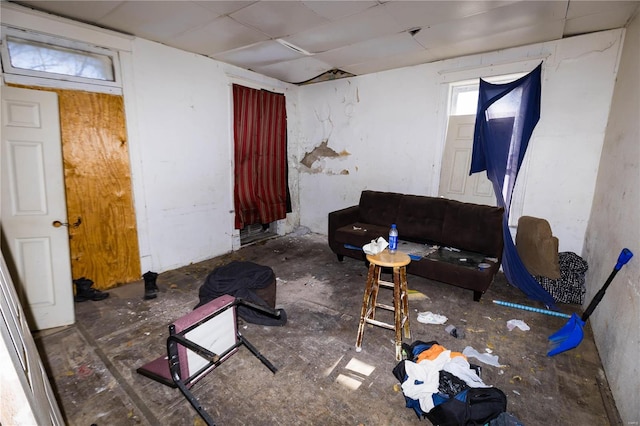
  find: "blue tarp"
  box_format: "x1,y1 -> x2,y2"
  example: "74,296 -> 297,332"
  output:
471,63 -> 556,308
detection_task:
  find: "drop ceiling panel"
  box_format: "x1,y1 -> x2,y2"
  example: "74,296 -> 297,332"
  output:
193,1 -> 254,16
96,2 -> 220,40
302,0 -> 378,20
382,0 -> 518,29
565,2 -> 639,35
13,0 -> 123,22
426,20 -> 565,62
213,40 -> 305,69
314,33 -> 424,69
252,56 -> 333,84
282,5 -> 406,54
342,48 -> 439,76
170,16 -> 269,56
413,1 -> 566,49
229,1 -> 330,38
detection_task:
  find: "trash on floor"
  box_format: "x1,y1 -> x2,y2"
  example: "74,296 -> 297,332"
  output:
462,346 -> 504,368
506,319 -> 530,331
417,311 -> 448,324
445,324 -> 465,338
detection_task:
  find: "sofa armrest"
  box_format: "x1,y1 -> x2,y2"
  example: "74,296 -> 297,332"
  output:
328,205 -> 360,252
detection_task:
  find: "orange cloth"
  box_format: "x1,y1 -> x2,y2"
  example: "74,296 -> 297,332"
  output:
416,344 -> 465,363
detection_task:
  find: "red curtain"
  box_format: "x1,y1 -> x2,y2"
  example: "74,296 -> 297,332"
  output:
233,84 -> 288,229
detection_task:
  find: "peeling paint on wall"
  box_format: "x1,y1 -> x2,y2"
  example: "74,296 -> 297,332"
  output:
300,140 -> 350,174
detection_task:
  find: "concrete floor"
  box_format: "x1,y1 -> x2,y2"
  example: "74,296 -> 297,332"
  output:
35,231 -> 618,425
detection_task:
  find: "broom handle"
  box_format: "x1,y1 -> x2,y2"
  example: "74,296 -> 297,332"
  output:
582,248 -> 633,321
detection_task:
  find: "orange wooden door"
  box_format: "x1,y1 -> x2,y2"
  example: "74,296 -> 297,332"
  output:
13,85 -> 141,290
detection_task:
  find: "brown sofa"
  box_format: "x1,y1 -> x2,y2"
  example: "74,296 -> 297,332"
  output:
328,190 -> 505,301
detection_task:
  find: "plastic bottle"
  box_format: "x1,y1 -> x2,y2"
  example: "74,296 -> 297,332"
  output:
388,224 -> 398,254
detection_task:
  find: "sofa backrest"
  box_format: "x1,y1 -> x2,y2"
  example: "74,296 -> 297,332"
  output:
396,194 -> 449,244
358,190 -> 504,256
442,199 -> 504,256
358,190 -> 402,227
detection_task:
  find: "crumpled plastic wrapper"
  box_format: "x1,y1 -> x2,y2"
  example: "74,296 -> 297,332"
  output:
506,319 -> 530,331
363,237 -> 388,255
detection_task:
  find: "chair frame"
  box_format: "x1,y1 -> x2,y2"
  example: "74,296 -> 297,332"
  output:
137,294 -> 278,425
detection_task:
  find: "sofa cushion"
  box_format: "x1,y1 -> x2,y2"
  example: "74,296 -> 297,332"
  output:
359,191 -> 402,227
441,200 -> 504,256
395,195 -> 449,244
334,222 -> 389,248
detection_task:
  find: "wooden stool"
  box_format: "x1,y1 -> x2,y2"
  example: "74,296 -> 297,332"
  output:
355,250 -> 411,361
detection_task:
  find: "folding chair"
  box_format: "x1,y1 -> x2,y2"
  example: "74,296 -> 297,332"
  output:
136,294 -> 279,425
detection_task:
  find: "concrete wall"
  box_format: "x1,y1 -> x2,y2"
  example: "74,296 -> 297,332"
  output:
297,30 -> 623,255
584,10 -> 640,424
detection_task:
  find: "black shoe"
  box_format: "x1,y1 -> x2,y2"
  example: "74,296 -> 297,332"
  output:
143,271 -> 159,300
73,278 -> 109,302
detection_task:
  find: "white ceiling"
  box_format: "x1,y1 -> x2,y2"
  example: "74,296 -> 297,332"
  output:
10,0 -> 640,84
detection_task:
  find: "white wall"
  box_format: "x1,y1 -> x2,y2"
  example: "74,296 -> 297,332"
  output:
297,30 -> 623,255
124,39 -> 300,272
584,10 -> 640,424
0,3 -> 300,274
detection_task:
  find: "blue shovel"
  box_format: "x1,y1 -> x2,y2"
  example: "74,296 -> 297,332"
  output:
548,248 -> 633,356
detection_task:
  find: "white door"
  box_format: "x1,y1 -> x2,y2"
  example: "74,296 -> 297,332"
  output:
1,86 -> 75,330
0,251 -> 64,425
439,114 -> 496,206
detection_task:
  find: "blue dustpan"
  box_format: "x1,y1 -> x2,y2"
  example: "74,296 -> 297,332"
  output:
547,248 -> 633,356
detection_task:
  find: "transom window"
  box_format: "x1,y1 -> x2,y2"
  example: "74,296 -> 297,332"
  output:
1,26 -> 121,91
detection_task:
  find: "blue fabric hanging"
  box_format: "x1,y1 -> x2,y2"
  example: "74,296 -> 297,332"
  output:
471,63 -> 556,308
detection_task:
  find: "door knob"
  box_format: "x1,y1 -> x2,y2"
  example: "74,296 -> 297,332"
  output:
52,217 -> 82,228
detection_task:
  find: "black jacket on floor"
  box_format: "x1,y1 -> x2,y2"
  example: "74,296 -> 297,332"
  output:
195,261 -> 287,326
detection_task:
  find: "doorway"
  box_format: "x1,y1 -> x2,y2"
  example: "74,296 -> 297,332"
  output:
9,84 -> 141,290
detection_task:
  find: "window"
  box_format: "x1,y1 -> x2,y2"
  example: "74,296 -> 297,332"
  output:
449,73 -> 526,116
1,26 -> 121,90
6,36 -> 114,81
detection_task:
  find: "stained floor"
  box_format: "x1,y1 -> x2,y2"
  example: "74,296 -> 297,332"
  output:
35,231 -> 618,425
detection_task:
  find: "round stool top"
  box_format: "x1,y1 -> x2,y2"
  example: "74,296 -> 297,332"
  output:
366,250 -> 411,267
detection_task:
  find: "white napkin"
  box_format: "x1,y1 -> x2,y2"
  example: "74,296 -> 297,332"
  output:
363,237 -> 388,255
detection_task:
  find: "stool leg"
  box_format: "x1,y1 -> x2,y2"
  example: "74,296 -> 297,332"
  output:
355,262 -> 376,352
400,266 -> 410,340
393,266 -> 403,361
369,265 -> 381,321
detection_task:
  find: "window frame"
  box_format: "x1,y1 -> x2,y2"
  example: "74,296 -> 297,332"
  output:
0,25 -> 122,91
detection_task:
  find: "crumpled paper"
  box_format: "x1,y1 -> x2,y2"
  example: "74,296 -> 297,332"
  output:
363,237 -> 388,255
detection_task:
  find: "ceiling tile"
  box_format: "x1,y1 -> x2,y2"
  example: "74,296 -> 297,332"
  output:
426,20 -> 565,63
14,1 -> 124,22
302,0 -> 378,20
193,1 -> 255,16
341,48 -> 438,76
252,56 -> 333,84
413,1 -> 566,49
213,40 -> 305,69
382,0 -> 517,29
314,32 -> 424,69
229,1 -> 330,38
565,2 -> 639,35
282,4 -> 407,54
170,16 -> 269,56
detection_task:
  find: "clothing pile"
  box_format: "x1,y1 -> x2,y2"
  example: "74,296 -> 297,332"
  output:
393,340 -> 507,425
536,252 -> 588,305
